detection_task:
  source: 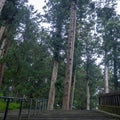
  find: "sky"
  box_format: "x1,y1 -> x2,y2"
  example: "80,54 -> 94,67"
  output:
28,0 -> 120,14
28,0 -> 45,13
117,1 -> 120,13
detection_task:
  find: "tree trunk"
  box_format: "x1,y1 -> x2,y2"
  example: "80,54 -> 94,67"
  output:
47,60 -> 59,110
0,63 -> 5,86
0,38 -> 7,56
113,46 -> 118,91
69,70 -> 76,110
86,53 -> 90,110
104,51 -> 109,93
0,26 -> 6,41
86,80 -> 90,110
62,1 -> 76,110
0,38 -> 7,86
0,0 -> 6,13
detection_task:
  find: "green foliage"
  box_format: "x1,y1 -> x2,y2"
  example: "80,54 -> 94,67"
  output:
74,63 -> 103,109
96,0 -> 120,90
1,3 -> 52,99
0,101 -> 6,111
43,0 -> 70,62
9,102 -> 20,110
0,100 -> 20,111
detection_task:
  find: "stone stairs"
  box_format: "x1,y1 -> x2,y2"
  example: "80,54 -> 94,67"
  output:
21,110 -> 119,120
1,110 -> 120,120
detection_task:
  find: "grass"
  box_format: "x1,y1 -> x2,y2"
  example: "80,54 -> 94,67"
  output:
0,93 -> 20,111
0,100 -> 20,112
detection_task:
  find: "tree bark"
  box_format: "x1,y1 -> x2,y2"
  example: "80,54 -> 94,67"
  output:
0,38 -> 7,56
86,80 -> 90,110
0,26 -> 6,41
47,60 -> 59,110
0,0 -> 6,13
0,63 -> 5,86
0,38 -> 7,86
86,53 -> 90,110
62,1 -> 76,110
69,70 -> 76,110
104,51 -> 109,93
113,46 -> 118,91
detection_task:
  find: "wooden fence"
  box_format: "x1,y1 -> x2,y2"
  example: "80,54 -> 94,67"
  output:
99,92 -> 120,115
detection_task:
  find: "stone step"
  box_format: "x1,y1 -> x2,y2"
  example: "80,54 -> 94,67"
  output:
22,118 -> 117,119
20,110 -> 119,120
1,110 -> 119,120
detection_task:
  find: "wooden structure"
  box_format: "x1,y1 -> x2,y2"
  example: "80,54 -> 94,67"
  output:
99,92 -> 120,115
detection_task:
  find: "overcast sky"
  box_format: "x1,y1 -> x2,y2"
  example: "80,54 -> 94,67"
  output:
28,0 -> 45,13
28,0 -> 120,14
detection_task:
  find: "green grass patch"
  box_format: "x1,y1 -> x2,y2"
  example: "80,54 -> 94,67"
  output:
9,102 -> 20,110
0,100 -> 6,111
0,100 -> 20,112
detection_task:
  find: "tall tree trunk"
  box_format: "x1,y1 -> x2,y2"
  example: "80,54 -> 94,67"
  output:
104,51 -> 109,93
86,80 -> 90,110
0,26 -> 6,41
69,70 -> 76,110
86,53 -> 90,110
47,60 -> 59,110
113,46 -> 118,91
0,0 -> 6,13
0,38 -> 7,56
0,63 -> 5,86
62,1 -> 76,110
0,38 -> 7,86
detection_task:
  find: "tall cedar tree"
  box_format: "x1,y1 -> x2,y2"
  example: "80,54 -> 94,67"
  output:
0,0 -> 18,86
62,0 -> 76,110
44,0 -> 69,110
96,0 -> 119,91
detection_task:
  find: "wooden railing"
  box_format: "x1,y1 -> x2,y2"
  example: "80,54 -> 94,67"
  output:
0,96 -> 48,120
99,92 -> 120,115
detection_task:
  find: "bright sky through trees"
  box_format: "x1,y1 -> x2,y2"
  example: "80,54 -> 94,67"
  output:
28,0 -> 120,14
28,0 -> 45,14
28,0 -> 120,66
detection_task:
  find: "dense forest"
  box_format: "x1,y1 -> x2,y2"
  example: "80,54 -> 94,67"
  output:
0,0 -> 120,110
